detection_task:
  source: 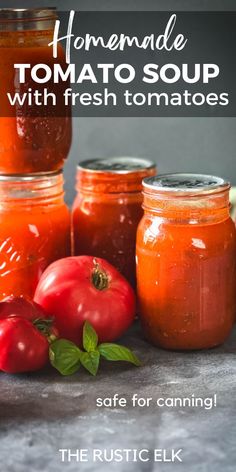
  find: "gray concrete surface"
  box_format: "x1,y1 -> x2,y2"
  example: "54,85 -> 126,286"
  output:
1,323 -> 236,472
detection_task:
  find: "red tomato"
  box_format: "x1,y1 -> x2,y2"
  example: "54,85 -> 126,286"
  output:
34,256 -> 136,345
0,317 -> 49,373
0,296 -> 52,322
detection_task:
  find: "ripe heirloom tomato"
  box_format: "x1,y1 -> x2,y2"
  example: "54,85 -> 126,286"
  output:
0,297 -> 57,373
34,256 -> 136,345
0,317 -> 49,373
0,296 -> 52,322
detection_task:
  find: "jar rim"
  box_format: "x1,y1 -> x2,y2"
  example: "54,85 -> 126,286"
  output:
143,173 -> 230,196
0,170 -> 62,182
0,8 -> 57,22
77,157 -> 156,174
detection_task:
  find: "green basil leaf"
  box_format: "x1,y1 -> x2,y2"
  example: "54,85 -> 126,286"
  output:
83,321 -> 98,352
98,343 -> 141,367
49,339 -> 81,376
80,350 -> 100,376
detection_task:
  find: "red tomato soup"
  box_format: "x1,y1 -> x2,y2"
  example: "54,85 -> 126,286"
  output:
72,157 -> 157,288
136,173 -> 236,350
0,8 -> 71,173
0,171 -> 71,300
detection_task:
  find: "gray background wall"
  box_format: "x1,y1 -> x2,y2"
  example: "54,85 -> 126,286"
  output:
0,0 -> 236,204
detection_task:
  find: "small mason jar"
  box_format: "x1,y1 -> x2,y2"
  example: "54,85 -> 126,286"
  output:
72,157 -> 157,288
136,173 -> 236,350
0,171 -> 71,300
0,8 -> 71,173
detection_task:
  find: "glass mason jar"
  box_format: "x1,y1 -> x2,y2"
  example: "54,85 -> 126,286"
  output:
0,171 -> 71,300
72,157 -> 157,288
136,173 -> 236,350
0,8 -> 71,173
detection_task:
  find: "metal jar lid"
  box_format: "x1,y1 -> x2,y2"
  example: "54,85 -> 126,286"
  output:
77,157 -> 156,174
0,170 -> 62,182
0,170 -> 64,200
0,8 -> 57,31
143,173 -> 230,196
0,8 -> 57,20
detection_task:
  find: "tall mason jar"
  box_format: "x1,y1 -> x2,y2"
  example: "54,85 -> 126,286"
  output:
136,173 -> 236,350
0,8 -> 71,173
72,157 -> 157,288
0,171 -> 71,299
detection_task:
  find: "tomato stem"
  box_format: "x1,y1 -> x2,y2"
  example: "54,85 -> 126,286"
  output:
48,334 -> 57,344
33,318 -> 55,341
92,262 -> 109,291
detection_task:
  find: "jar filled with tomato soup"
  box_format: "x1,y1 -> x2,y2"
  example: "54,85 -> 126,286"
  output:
136,173 -> 236,350
72,157 -> 157,288
0,171 -> 71,300
0,8 -> 71,173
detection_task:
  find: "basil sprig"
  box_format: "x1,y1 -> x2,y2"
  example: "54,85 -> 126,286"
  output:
49,339 -> 81,376
49,321 -> 141,376
98,343 -> 141,366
